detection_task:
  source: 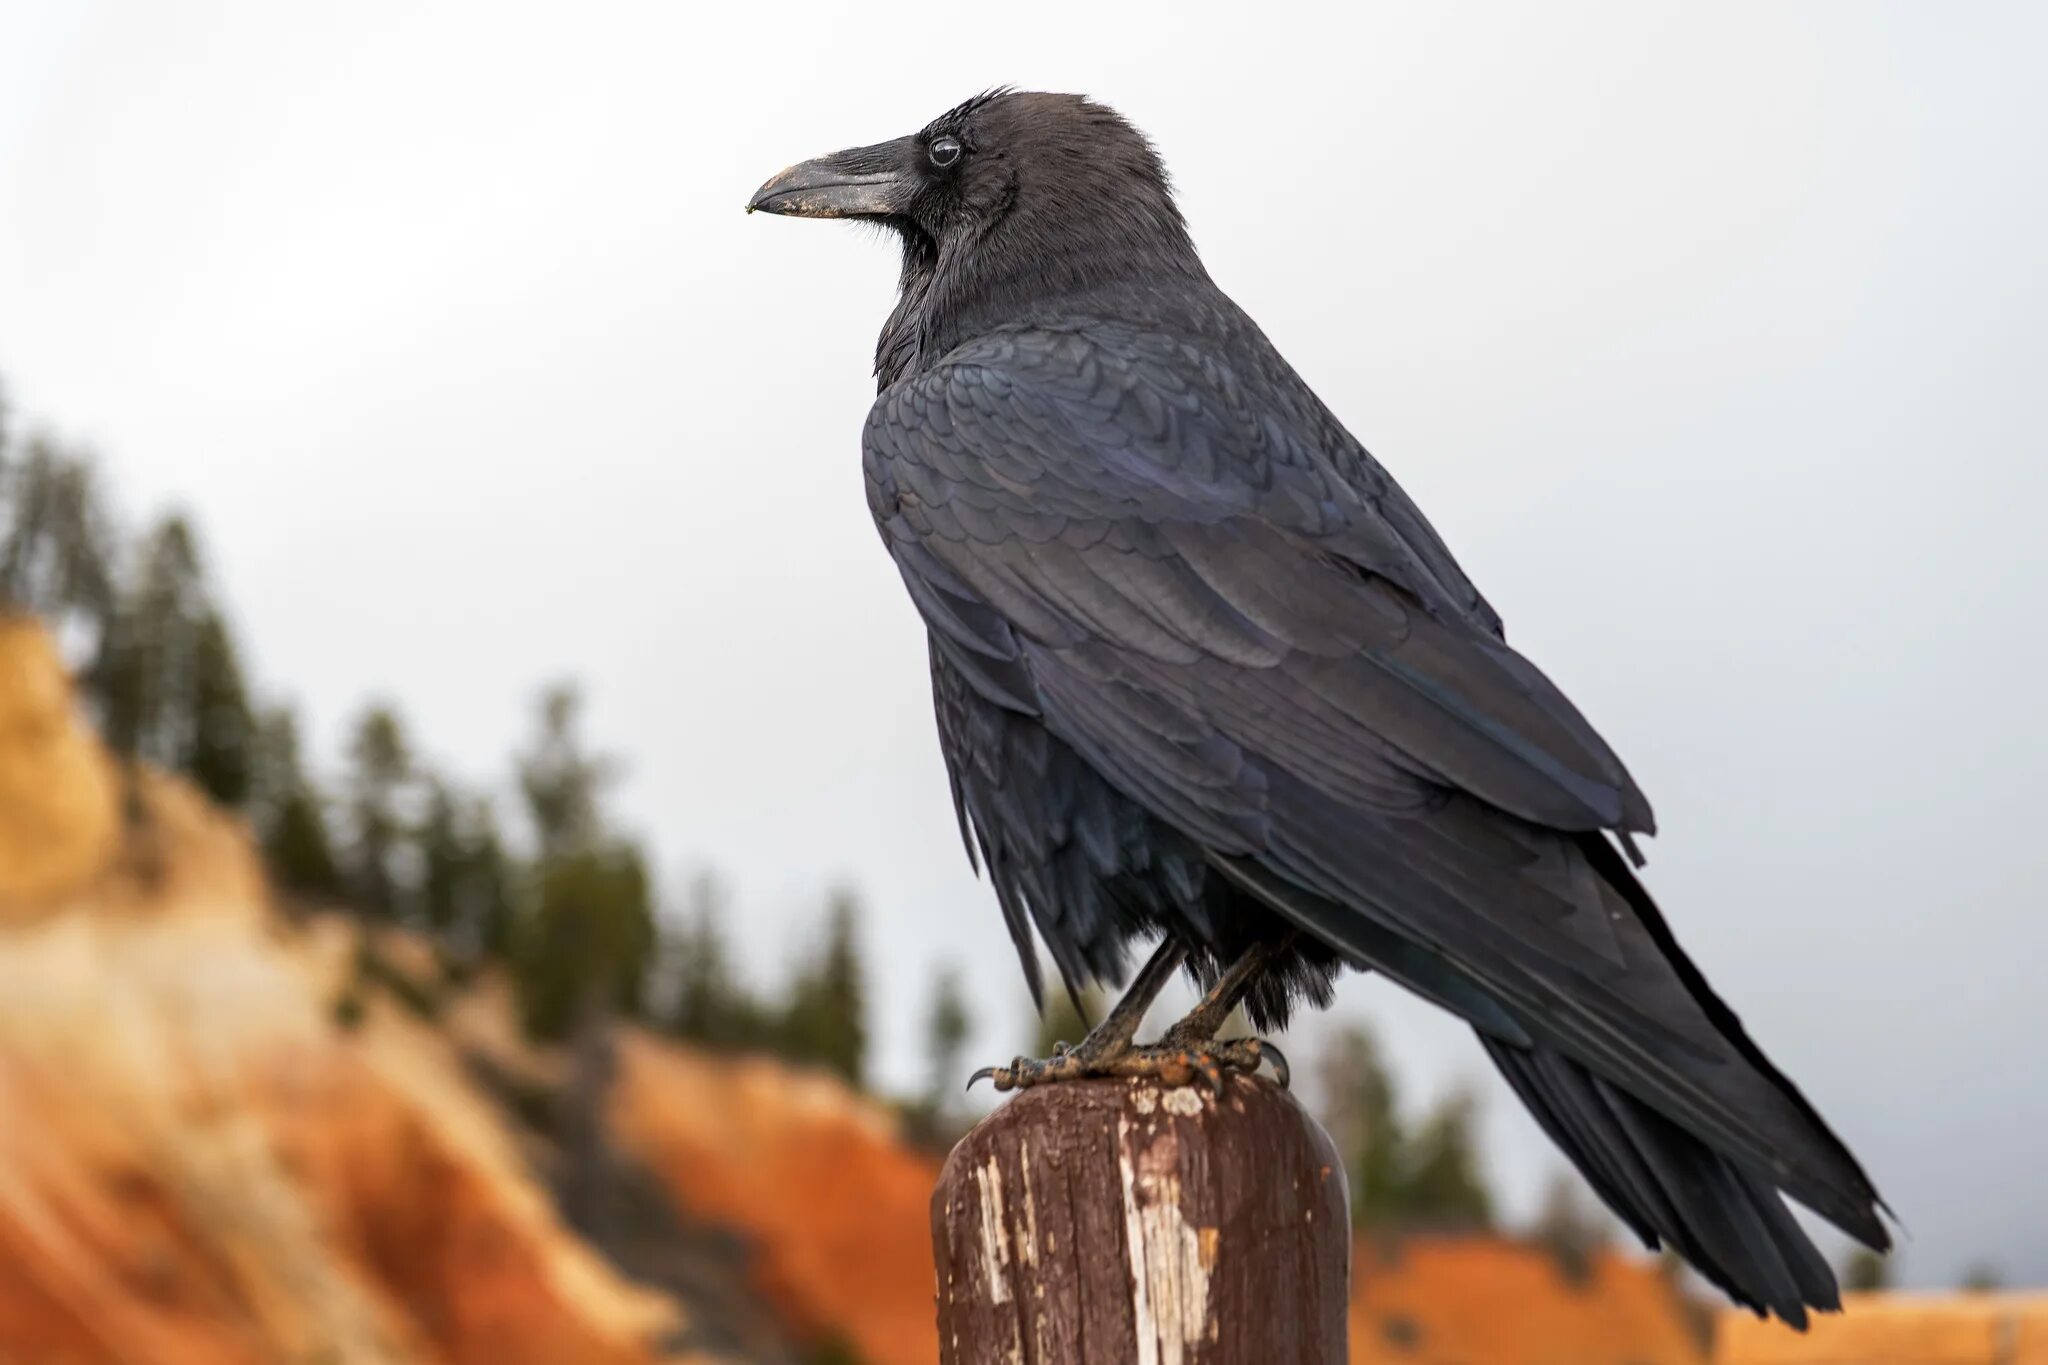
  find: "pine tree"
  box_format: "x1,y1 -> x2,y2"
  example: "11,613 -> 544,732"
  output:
458,795 -> 516,962
415,775 -> 465,935
1960,1262 -> 2003,1293
517,682 -> 608,860
250,705 -> 343,898
1399,1088 -> 1494,1231
1530,1171 -> 1610,1284
342,703 -> 413,918
0,434 -> 116,646
513,843 -> 656,1041
779,889 -> 869,1088
923,964 -> 974,1107
1840,1247 -> 1890,1294
1320,1025 -> 1409,1228
184,609 -> 255,808
1319,1023 -> 1496,1234
507,681 -> 656,1041
96,514 -> 205,770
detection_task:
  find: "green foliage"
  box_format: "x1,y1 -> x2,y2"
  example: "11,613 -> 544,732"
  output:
666,872 -> 777,1051
415,778 -> 464,934
341,703 -> 413,918
183,609 -> 255,807
800,1333 -> 867,1365
661,877 -> 879,1092
400,774 -> 517,957
1398,1088 -> 1494,1230
518,682 -> 610,860
4,372 -> 904,1105
511,844 -> 656,1042
99,515 -> 203,768
1529,1172 -> 1612,1285
0,429 -> 116,639
331,989 -> 367,1032
78,513 -> 258,820
1840,1246 -> 1890,1294
454,795 -> 515,960
507,683 -> 656,1043
1320,1025 -> 1405,1223
923,963 -> 973,1106
1319,1022 -> 1497,1234
250,705 -> 344,899
778,889 -> 869,1087
1960,1261 -> 2003,1293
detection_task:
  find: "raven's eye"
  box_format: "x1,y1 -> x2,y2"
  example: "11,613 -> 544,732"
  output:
928,136 -> 963,169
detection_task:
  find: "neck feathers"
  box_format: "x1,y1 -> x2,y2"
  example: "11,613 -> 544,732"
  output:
875,181 -> 1204,390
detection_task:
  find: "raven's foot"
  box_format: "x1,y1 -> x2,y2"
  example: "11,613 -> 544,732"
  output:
968,1035 -> 1287,1094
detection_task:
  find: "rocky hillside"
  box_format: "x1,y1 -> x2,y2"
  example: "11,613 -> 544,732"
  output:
0,615 -> 684,1365
0,612 -> 1738,1365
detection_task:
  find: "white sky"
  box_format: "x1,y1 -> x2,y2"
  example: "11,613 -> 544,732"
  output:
3,1 -> 2044,1290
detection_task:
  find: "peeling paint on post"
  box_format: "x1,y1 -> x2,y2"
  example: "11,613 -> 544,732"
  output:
931,1076 -> 1351,1365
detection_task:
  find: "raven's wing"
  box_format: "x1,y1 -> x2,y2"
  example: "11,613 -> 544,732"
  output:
871,323 -> 1654,838
865,323 -> 1885,1280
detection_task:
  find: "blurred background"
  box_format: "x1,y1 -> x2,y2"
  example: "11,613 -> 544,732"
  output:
1,3 -> 2043,1362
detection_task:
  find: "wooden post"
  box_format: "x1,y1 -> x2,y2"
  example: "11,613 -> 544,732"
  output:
931,1074 -> 1350,1365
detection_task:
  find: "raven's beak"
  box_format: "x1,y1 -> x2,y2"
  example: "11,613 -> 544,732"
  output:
747,138 -> 917,219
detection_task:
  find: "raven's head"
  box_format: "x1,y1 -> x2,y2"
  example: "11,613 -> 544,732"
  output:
749,91 -> 1205,384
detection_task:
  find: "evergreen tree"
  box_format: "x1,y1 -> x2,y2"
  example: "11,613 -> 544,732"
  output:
183,609 -> 255,807
517,682 -> 608,860
1319,1023 -> 1496,1233
512,842 -> 656,1041
1530,1171 -> 1611,1284
415,775 -> 466,935
666,872 -> 746,1045
411,774 -> 518,964
1960,1262 -> 2003,1293
1840,1247 -> 1890,1294
1399,1088 -> 1494,1231
0,434 -> 116,647
251,705 -> 343,898
341,703 -> 413,918
779,889 -> 869,1087
96,514 -> 206,770
507,681 -> 656,1041
457,795 -> 516,961
923,963 -> 974,1109
1320,1025 -> 1409,1228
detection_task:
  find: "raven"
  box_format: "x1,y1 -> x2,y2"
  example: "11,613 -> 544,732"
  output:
749,90 -> 1887,1324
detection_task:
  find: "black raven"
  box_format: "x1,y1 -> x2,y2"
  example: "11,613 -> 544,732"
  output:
749,90 -> 1887,1324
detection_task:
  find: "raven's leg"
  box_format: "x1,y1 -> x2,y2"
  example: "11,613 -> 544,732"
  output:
1148,936 -> 1295,1088
969,937 -> 1290,1093
1160,936 -> 1289,1044
969,937 -> 1185,1092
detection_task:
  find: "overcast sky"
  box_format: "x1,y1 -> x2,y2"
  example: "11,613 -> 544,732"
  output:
4,2 -> 2044,1290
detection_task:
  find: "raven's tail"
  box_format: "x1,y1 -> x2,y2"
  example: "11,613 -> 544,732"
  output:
1481,1033 -> 1848,1327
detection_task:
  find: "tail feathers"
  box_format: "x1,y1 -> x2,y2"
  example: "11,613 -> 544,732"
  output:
1484,1035 -> 1851,1328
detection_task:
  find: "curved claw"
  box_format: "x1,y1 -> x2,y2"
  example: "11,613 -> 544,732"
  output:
966,1065 -> 1002,1093
1257,1040 -> 1291,1089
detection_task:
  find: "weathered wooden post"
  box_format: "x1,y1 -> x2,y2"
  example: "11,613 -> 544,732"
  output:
931,1074 -> 1351,1364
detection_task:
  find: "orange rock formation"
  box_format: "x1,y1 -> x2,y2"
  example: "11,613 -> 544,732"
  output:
1716,1292 -> 2048,1365
611,1033 -> 943,1365
1348,1235 -> 1708,1365
0,617 -> 686,1365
